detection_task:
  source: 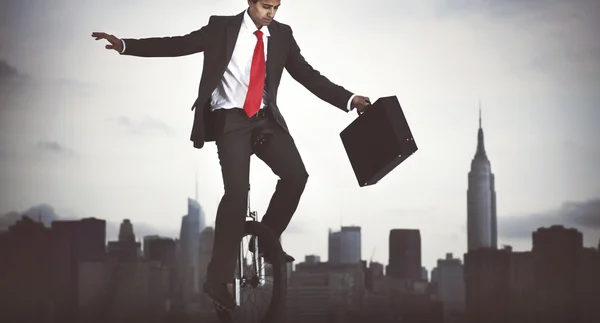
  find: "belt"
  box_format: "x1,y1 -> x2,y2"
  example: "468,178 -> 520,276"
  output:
212,107 -> 269,119
250,108 -> 269,119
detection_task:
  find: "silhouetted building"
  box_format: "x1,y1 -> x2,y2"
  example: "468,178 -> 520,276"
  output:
50,218 -> 107,323
328,226 -> 362,264
467,107 -> 497,251
144,236 -> 176,265
421,266 -> 428,281
287,261 -> 365,323
395,295 -> 444,323
507,250 -> 534,323
178,198 -> 203,299
118,219 -> 135,242
305,254 -> 321,264
464,248 -> 510,323
0,217 -> 55,322
52,217 -> 106,261
386,229 -> 421,281
532,225 -> 583,322
386,277 -> 443,323
143,235 -> 158,255
578,247 -> 600,322
107,219 -> 141,261
431,253 -> 465,322
78,261 -> 172,322
365,261 -> 385,293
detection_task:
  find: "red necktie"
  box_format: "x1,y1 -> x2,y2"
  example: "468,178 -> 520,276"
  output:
243,30 -> 266,118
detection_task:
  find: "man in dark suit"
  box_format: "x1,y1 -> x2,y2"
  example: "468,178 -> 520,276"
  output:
93,0 -> 371,309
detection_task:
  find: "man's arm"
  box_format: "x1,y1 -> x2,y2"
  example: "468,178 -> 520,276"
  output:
119,16 -> 216,57
284,28 -> 355,112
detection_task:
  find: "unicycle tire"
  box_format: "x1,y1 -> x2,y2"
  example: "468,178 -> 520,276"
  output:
215,221 -> 287,323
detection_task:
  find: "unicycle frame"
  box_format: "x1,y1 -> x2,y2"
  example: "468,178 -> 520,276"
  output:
233,185 -> 266,307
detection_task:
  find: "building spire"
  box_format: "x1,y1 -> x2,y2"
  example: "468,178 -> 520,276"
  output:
475,101 -> 487,159
479,100 -> 482,129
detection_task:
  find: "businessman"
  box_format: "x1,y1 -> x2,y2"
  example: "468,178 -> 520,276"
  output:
93,0 -> 371,309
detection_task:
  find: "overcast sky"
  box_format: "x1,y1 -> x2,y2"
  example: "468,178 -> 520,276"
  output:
1,0 -> 599,270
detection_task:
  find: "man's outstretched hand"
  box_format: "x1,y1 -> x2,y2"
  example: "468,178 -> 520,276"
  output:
352,95 -> 371,114
92,32 -> 123,52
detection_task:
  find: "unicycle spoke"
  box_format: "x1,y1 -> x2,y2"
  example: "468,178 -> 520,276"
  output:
215,221 -> 287,323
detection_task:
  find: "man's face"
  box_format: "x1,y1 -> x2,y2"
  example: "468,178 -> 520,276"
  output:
248,0 -> 280,27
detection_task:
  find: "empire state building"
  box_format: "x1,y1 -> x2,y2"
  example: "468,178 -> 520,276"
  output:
467,108 -> 498,251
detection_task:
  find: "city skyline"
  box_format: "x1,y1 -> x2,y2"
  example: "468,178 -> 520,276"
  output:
2,197 -> 598,323
2,203 -> 599,273
1,0 -> 599,270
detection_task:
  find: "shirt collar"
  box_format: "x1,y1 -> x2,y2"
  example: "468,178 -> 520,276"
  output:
243,9 -> 270,37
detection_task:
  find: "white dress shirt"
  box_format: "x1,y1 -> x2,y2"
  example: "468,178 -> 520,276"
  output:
210,10 -> 269,111
121,11 -> 356,112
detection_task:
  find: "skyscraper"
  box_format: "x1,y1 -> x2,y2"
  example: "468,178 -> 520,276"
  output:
387,229 -> 422,280
118,219 -> 135,242
467,106 -> 497,251
107,219 -> 141,261
431,253 -> 466,321
179,198 -> 203,296
328,226 -> 362,264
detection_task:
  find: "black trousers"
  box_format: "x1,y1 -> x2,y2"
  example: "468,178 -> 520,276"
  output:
206,108 -> 309,283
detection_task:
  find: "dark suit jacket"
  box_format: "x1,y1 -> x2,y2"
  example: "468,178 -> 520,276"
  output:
121,11 -> 353,149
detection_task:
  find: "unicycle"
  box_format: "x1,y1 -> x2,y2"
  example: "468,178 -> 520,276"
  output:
214,184 -> 288,323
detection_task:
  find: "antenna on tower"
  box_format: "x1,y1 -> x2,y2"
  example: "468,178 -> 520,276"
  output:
478,100 -> 482,129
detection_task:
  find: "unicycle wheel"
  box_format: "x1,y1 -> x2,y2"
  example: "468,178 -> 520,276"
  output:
215,221 -> 287,323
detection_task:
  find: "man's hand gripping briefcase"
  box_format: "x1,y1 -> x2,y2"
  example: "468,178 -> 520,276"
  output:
340,96 -> 418,187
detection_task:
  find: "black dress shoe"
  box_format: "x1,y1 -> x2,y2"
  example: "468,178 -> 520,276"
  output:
248,236 -> 295,264
202,281 -> 235,310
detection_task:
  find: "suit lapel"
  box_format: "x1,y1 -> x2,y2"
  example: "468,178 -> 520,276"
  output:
266,23 -> 279,98
224,12 -> 245,67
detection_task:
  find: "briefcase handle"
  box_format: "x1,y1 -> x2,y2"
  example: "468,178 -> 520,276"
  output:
356,98 -> 372,116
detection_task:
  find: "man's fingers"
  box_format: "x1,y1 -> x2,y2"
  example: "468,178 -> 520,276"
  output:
105,44 -> 114,50
91,32 -> 109,40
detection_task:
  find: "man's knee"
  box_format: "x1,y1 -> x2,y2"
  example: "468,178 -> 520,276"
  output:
222,183 -> 249,203
286,168 -> 309,191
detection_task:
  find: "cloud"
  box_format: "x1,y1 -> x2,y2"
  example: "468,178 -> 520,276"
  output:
0,60 -> 17,79
0,204 -> 67,229
0,204 -> 179,241
0,60 -> 23,105
36,140 -> 74,155
436,0 -> 595,18
499,198 -> 600,239
434,0 -> 600,90
0,140 -> 78,164
107,116 -> 176,136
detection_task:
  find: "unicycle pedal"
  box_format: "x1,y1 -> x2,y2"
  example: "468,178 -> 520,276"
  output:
214,300 -> 231,312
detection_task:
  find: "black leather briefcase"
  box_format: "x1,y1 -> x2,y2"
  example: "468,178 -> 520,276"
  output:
340,96 -> 418,187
